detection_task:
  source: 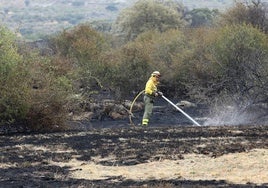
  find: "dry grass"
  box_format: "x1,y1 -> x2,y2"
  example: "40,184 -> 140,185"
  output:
1,126 -> 267,187
49,149 -> 268,185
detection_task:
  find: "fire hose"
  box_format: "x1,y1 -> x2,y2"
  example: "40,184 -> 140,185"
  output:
161,95 -> 201,126
129,91 -> 201,126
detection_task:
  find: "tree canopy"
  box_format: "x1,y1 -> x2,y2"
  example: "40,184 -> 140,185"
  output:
113,0 -> 186,41
220,0 -> 268,33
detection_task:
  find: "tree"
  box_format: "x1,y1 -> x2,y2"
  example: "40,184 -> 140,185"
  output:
113,0 -> 186,41
188,8 -> 219,27
220,0 -> 268,33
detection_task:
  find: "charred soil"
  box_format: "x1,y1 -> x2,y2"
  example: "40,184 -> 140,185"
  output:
0,124 -> 268,187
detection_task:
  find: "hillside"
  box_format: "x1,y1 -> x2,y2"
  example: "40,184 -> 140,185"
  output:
0,0 -> 136,40
0,0 -> 234,40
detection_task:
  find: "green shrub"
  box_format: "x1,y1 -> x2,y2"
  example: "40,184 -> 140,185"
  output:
210,24 -> 268,103
0,26 -> 30,125
184,25 -> 268,106
110,41 -> 152,98
133,29 -> 194,97
0,26 -> 72,130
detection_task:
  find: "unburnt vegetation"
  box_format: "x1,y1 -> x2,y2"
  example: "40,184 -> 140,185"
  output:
0,0 -> 268,130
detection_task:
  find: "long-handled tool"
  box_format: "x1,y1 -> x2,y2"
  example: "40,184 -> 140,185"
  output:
161,95 -> 201,126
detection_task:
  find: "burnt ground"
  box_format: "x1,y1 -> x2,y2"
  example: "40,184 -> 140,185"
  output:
0,98 -> 268,188
0,124 -> 268,188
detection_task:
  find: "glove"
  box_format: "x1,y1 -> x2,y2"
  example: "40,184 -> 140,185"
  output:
157,91 -> 163,96
152,91 -> 158,97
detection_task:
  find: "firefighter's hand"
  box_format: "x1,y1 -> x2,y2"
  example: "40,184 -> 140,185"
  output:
157,91 -> 163,96
153,91 -> 158,97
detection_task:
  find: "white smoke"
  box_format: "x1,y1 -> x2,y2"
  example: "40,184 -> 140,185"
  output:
203,105 -> 256,126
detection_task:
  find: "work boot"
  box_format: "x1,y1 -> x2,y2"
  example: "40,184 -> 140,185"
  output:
142,119 -> 149,126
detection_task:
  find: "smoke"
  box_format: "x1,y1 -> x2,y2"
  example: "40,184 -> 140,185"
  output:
203,105 -> 259,126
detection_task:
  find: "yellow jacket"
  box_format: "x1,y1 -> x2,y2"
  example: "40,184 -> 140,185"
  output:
144,76 -> 159,96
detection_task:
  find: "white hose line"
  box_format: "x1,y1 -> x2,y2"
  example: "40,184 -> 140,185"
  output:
162,95 -> 201,126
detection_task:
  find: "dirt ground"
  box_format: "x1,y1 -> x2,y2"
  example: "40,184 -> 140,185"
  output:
0,124 -> 267,188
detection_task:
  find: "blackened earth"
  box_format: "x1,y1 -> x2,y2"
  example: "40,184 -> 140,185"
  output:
0,124 -> 267,188
0,99 -> 267,188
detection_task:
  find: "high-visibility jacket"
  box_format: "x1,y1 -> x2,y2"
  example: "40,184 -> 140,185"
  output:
144,76 -> 159,96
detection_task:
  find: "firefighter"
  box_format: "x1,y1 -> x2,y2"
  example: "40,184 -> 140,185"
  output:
142,71 -> 162,126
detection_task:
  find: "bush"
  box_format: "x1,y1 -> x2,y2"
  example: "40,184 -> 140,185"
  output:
1,38 -> 76,131
50,24 -> 111,96
26,88 -> 70,131
185,24 -> 268,108
109,41 -> 152,98
0,26 -> 74,131
211,24 -> 268,105
21,51 -> 74,131
133,29 -> 194,97
0,26 -> 30,125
